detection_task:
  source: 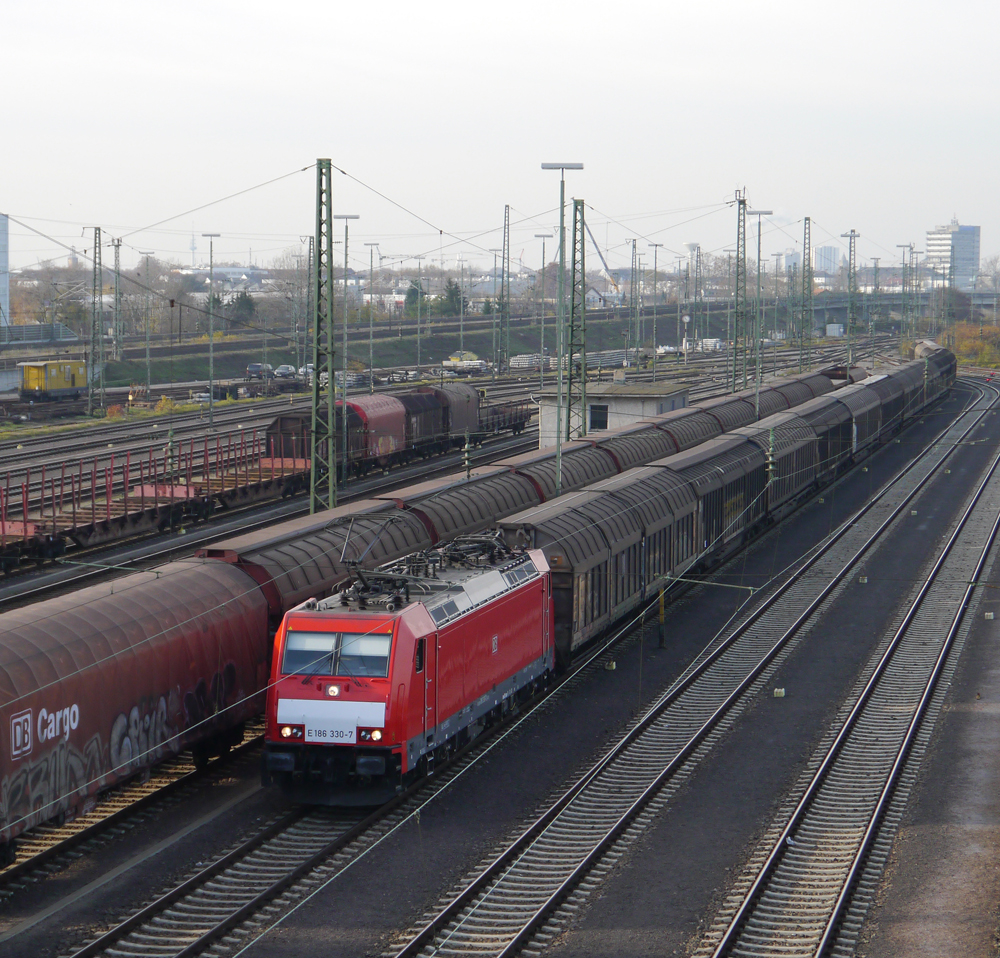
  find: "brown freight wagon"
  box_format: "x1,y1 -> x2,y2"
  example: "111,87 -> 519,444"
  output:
0,559 -> 270,864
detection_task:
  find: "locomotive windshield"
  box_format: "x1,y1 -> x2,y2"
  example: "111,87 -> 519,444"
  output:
282,631 -> 392,678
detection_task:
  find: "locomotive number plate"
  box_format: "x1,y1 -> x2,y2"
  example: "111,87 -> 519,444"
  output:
276,698 -> 386,745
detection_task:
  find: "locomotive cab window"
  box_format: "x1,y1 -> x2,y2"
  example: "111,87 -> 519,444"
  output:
282,631 -> 393,678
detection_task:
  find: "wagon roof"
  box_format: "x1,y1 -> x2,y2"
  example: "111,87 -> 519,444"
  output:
0,560 -> 267,706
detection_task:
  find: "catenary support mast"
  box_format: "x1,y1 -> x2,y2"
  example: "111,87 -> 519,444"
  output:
310,159 -> 336,513
567,199 -> 587,439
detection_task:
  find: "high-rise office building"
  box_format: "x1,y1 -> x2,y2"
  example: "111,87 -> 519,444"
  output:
783,249 -> 802,272
926,218 -> 980,290
813,246 -> 841,275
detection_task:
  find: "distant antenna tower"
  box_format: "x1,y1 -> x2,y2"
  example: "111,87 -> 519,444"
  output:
190,231 -> 198,267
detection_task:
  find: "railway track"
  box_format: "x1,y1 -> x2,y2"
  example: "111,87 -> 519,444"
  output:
0,358 -> 952,941
20,378 -> 975,958
380,380 -> 996,958
1,379 -> 536,525
703,412 -> 1000,955
0,335 -> 858,530
0,723 -> 264,889
46,580 -> 664,958
0,428 -> 540,884
1,426 -> 539,605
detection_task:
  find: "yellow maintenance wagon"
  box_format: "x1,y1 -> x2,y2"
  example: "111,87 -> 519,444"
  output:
18,360 -> 88,401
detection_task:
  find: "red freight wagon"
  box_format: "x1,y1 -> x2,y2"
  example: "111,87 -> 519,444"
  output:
262,537 -> 552,804
347,394 -> 406,466
0,559 -> 269,863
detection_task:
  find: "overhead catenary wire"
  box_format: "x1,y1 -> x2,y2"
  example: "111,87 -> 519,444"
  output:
0,354 -> 969,840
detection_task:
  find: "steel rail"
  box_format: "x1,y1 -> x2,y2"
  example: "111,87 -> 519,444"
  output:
710,429 -> 1000,955
0,725 -> 264,886
388,382 -> 994,958
53,548 -> 673,958
817,495 -> 1000,953
1,428 -> 539,605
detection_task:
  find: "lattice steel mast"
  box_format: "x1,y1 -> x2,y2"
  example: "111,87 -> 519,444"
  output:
842,229 -> 859,368
695,245 -> 703,342
567,199 -> 587,439
803,217 -> 814,370
500,205 -> 511,373
871,256 -> 880,367
89,227 -> 103,415
734,191 -> 748,391
112,238 -> 122,361
629,239 -> 638,355
310,159 -> 336,513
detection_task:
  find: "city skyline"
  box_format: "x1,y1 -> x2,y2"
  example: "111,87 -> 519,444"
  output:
1,1 -> 995,280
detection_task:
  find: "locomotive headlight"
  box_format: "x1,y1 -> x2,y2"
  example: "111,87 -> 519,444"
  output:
371,729 -> 383,742
281,725 -> 293,738
326,684 -> 340,697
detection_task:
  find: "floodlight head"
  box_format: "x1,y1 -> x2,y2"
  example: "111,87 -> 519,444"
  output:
535,233 -> 553,239
541,163 -> 584,170
335,214 -> 360,220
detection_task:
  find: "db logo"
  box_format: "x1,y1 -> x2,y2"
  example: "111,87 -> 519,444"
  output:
10,710 -> 32,759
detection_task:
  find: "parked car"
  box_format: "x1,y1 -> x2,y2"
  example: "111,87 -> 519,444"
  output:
274,365 -> 296,379
246,363 -> 274,380
298,363 -> 314,380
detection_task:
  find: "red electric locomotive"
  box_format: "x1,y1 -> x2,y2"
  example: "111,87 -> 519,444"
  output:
262,536 -> 553,804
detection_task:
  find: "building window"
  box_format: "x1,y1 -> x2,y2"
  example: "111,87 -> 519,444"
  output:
590,404 -> 609,430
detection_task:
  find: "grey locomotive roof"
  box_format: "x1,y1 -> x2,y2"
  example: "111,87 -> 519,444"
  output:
417,554 -> 541,628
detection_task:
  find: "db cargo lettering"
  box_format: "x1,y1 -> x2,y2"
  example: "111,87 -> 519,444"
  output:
37,704 -> 80,743
10,710 -> 32,758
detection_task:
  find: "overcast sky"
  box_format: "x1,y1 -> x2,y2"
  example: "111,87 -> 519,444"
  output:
3,0 -> 996,278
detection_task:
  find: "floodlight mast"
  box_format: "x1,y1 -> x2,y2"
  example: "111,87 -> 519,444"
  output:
541,162 -> 584,498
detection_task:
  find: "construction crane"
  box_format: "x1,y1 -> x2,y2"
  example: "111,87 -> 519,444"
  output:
583,221 -> 621,299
